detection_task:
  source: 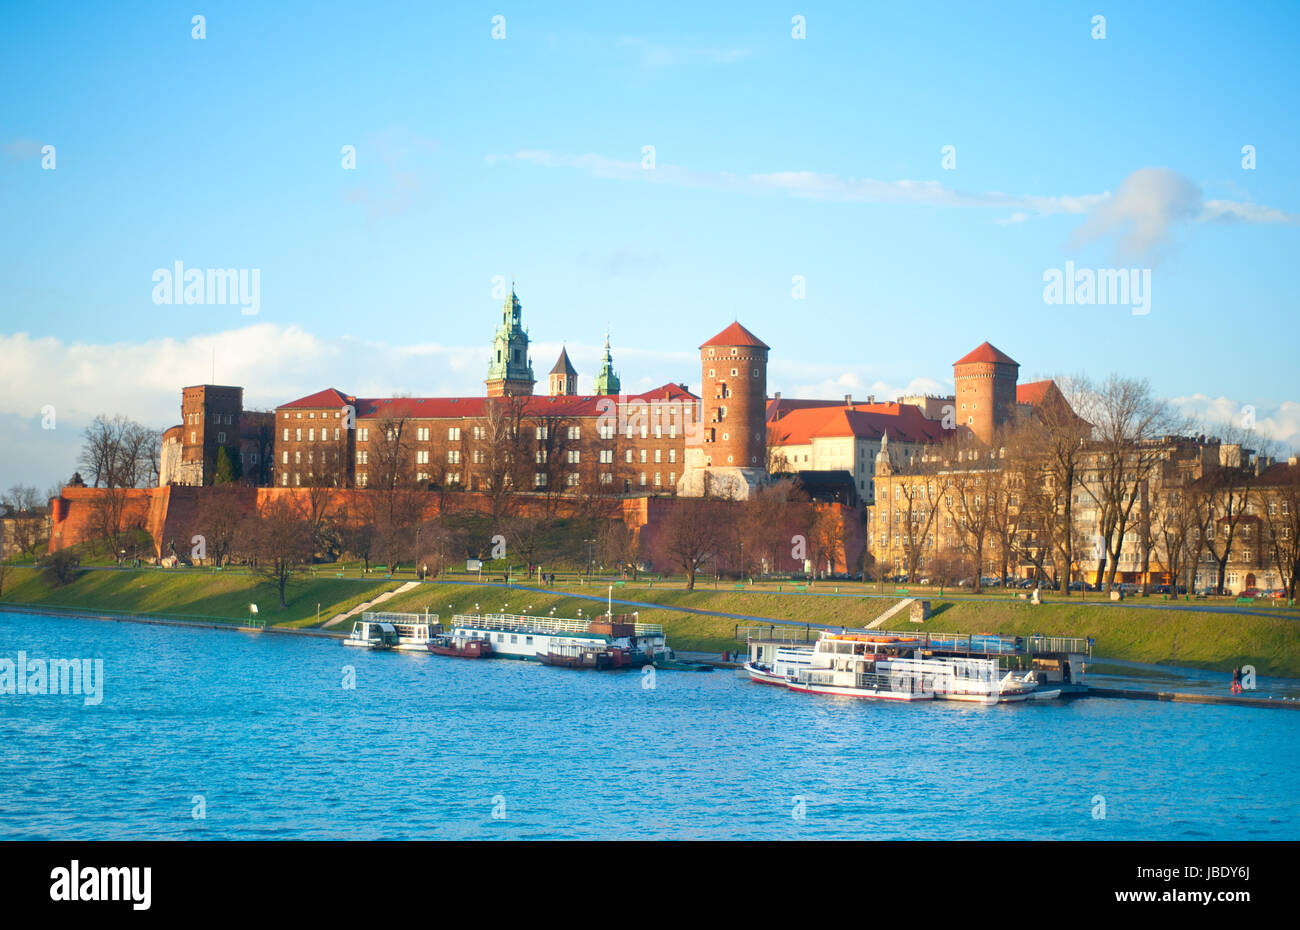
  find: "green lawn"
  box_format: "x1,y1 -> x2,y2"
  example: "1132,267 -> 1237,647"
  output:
2,564 -> 1296,676
0,565 -> 397,629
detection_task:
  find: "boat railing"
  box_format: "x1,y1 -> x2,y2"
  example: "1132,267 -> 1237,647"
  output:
364,611 -> 439,627
739,625 -> 815,645
452,612 -> 664,636
799,668 -> 930,694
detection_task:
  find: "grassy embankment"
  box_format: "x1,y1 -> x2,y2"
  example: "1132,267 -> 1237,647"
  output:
2,564 -> 1297,675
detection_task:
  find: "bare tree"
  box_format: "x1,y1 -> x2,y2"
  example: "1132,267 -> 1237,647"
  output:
1199,428 -> 1269,594
193,484 -> 245,566
2,485 -> 48,558
239,498 -> 313,609
1076,375 -> 1184,592
658,483 -> 726,591
948,437 -> 999,592
1262,462 -> 1300,600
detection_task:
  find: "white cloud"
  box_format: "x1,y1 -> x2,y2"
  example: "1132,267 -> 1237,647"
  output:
510,150 -> 1105,217
508,155 -> 1296,261
616,37 -> 754,68
1169,393 -> 1300,455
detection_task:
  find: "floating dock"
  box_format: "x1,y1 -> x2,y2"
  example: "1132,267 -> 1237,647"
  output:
1088,687 -> 1300,710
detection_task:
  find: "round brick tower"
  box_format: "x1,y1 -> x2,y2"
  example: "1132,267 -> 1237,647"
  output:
678,321 -> 769,499
952,341 -> 1019,446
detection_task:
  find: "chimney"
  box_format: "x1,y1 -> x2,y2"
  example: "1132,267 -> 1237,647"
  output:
867,395 -> 875,404
844,394 -> 853,406
1290,456 -> 1299,467
774,391 -> 781,403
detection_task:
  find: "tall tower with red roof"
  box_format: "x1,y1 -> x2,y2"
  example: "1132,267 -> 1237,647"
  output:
953,341 -> 1019,445
678,321 -> 769,499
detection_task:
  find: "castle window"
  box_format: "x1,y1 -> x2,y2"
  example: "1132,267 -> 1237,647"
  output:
753,369 -> 759,377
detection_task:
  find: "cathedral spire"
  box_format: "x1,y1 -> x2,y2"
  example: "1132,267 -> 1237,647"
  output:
486,285 -> 535,397
594,328 -> 621,396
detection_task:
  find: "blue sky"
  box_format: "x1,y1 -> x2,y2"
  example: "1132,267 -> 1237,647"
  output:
2,0 -> 1298,487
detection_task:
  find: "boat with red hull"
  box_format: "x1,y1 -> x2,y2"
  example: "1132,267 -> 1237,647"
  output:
538,645 -> 626,670
428,636 -> 492,658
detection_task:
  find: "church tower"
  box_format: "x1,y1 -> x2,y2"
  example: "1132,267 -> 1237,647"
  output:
485,285 -> 536,397
593,331 -> 621,396
548,347 -> 579,396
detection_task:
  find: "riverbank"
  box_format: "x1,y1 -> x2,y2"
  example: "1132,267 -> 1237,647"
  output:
2,565 -> 1297,676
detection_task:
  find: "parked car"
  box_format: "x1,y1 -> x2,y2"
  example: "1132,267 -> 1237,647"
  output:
1241,587 -> 1261,598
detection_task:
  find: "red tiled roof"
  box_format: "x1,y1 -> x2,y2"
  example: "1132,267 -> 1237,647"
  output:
955,341 -> 1018,367
280,388 -> 357,409
283,383 -> 699,421
701,321 -> 769,349
766,397 -> 847,422
1016,380 -> 1053,406
769,402 -> 951,446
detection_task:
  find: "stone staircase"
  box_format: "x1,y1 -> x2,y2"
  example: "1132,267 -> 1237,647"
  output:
865,598 -> 916,629
322,581 -> 421,628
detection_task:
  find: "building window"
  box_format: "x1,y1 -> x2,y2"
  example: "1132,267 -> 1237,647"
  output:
358,428 -> 369,442
599,423 -> 614,440
448,450 -> 461,464
295,429 -> 302,441
567,426 -> 580,440
217,432 -> 226,444
534,472 -> 547,487
416,450 -> 429,464
567,450 -> 580,464
282,428 -> 289,441
448,427 -> 461,441
417,427 -> 430,441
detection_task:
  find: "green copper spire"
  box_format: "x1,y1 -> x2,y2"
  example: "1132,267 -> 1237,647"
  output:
485,284 -> 535,394
593,329 -> 621,396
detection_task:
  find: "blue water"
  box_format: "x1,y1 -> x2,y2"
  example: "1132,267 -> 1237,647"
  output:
1,611 -> 1297,840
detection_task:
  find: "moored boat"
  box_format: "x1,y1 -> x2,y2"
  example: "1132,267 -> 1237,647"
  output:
780,631 -> 1065,704
744,641 -> 815,685
447,612 -> 670,666
342,619 -> 401,650
428,633 -> 492,658
538,640 -> 625,670
362,612 -> 442,651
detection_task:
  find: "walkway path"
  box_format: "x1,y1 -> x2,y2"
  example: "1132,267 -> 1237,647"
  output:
321,581 -> 421,628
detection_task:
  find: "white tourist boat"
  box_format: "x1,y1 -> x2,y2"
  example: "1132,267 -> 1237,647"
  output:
342,619 -> 401,650
743,642 -> 815,685
361,612 -> 442,651
783,631 -> 1060,704
448,612 -> 670,666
